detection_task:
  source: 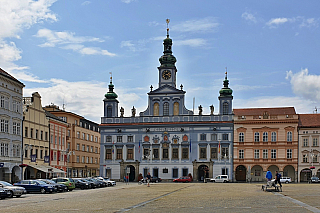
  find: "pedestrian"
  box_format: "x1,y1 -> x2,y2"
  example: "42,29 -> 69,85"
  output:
146,172 -> 151,187
265,170 -> 272,181
275,171 -> 282,187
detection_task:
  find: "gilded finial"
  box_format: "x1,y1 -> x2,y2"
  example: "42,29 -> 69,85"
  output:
166,19 -> 170,38
109,72 -> 112,83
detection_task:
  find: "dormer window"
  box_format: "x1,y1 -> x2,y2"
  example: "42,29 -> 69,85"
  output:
223,102 -> 229,115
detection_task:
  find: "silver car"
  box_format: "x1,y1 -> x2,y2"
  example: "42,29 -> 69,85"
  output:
0,181 -> 26,198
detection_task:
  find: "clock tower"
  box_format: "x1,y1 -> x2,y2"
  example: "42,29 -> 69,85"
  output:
158,19 -> 177,88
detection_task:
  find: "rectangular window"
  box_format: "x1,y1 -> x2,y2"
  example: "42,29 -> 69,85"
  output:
143,148 -> 149,159
313,138 -> 318,146
182,168 -> 188,176
82,156 -> 85,163
263,149 -> 268,159
128,136 -> 133,142
287,131 -> 292,142
87,145 -> 89,152
25,127 -> 28,137
271,149 -> 276,159
127,148 -> 133,159
263,132 -> 268,142
239,133 -> 244,142
35,129 -> 38,139
77,131 -> 80,138
211,134 -> 217,141
303,138 -> 308,147
271,132 -> 276,142
239,150 -> 244,159
222,134 -> 228,141
222,168 -> 228,175
287,149 -> 292,159
91,146 -> 93,153
116,149 -> 122,160
95,137 -> 98,142
254,132 -> 259,142
172,168 -> 178,178
211,147 -> 217,159
117,136 -> 122,142
45,132 -> 48,141
200,147 -> 207,159
76,143 -> 80,151
40,131 -> 43,140
222,147 -> 229,158
200,134 -> 206,141
153,148 -> 159,159
68,130 -> 70,137
254,149 -> 260,159
303,154 -> 308,163
77,156 -> 80,163
95,147 -> 98,153
87,134 -> 90,141
106,136 -> 112,142
82,145 -> 85,151
82,133 -> 85,140
40,150 -> 43,159
106,148 -> 112,159
91,135 -> 93,141
55,136 -> 57,144
163,148 -> 169,159
172,148 -> 179,159
313,154 -> 318,163
30,128 -> 33,138
182,148 -> 189,159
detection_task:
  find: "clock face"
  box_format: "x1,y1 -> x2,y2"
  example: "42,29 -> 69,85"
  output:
162,70 -> 171,80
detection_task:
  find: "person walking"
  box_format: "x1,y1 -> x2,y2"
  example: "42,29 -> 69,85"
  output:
266,170 -> 272,181
146,172 -> 151,187
275,171 -> 282,187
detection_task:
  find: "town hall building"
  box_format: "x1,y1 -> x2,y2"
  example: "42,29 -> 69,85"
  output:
99,25 -> 234,182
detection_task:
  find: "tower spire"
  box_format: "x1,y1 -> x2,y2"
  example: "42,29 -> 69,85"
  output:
166,19 -> 170,38
159,19 -> 176,68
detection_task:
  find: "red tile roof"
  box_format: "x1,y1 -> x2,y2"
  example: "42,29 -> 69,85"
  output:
299,114 -> 320,127
234,107 -> 296,116
0,67 -> 24,85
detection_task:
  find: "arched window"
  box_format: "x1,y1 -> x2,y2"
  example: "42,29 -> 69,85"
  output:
163,102 -> 169,116
223,102 -> 229,115
173,102 -> 179,116
153,103 -> 159,116
107,106 -> 112,118
287,131 -> 292,142
263,132 -> 268,142
271,132 -> 277,142
239,132 -> 244,142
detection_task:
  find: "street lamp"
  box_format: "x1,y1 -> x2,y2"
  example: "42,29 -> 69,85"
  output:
66,151 -> 75,178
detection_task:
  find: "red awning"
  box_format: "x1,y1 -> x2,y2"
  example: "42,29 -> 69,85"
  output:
310,166 -> 315,169
19,164 -> 28,167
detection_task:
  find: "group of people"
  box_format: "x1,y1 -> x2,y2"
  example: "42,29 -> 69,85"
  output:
266,170 -> 282,187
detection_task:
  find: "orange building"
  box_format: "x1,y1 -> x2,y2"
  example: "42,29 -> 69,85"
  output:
44,105 -> 100,178
298,114 -> 320,182
233,107 -> 298,182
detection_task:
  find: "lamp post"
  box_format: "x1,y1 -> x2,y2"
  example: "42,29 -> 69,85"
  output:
66,151 -> 75,178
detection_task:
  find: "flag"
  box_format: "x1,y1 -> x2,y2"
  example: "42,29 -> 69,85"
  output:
139,140 -> 141,153
189,138 -> 191,153
218,140 -> 221,154
112,140 -> 114,154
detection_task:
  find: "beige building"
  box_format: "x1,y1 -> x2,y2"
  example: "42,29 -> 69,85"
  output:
44,105 -> 100,178
23,92 -> 65,179
233,107 -> 298,182
298,114 -> 320,182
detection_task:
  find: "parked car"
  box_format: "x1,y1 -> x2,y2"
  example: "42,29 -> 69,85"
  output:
82,178 -> 99,188
14,180 -> 54,194
92,177 -> 109,187
0,181 -> 26,198
309,177 -> 319,183
37,179 -> 68,192
96,177 -> 116,186
150,177 -> 162,183
173,176 -> 192,183
88,178 -> 107,187
0,188 -> 9,199
280,177 -> 292,184
210,175 -> 230,183
74,179 -> 90,190
52,178 -> 75,191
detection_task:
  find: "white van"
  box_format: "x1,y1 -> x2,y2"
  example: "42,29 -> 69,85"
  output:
210,175 -> 230,183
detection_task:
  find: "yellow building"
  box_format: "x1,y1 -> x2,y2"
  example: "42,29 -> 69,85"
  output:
23,92 -> 64,179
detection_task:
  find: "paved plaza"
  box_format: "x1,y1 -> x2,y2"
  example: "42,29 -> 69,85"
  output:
1,182 -> 320,213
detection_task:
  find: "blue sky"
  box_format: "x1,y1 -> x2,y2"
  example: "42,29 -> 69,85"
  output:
1,0 -> 320,123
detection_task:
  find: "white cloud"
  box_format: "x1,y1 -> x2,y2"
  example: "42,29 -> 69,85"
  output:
286,68 -> 320,102
0,0 -> 57,70
121,0 -> 135,3
174,38 -> 207,47
266,16 -> 318,29
172,17 -> 219,33
234,96 -> 317,114
62,44 -> 116,56
35,29 -> 104,47
120,40 -> 136,52
81,1 -> 91,6
9,70 -> 48,83
241,12 -> 257,23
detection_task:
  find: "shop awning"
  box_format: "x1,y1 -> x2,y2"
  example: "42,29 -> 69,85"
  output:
27,165 -> 65,174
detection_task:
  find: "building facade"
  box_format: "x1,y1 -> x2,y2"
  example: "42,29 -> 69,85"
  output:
44,105 -> 100,178
298,114 -> 320,182
100,28 -> 234,182
0,68 -> 24,183
46,111 -> 68,177
233,107 -> 299,182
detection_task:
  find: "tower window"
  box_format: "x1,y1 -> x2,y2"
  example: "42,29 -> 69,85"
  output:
153,103 -> 159,116
173,102 -> 179,116
107,106 -> 112,117
163,102 -> 169,116
223,102 -> 229,115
